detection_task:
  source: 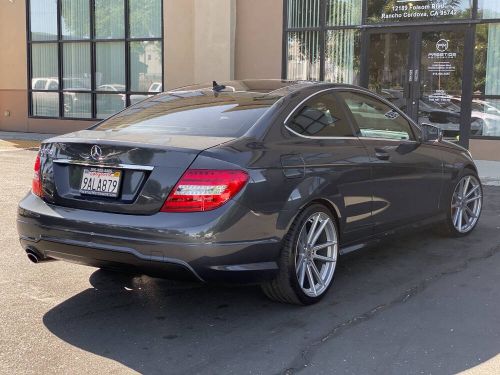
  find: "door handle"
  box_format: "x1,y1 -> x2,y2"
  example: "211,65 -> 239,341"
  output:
374,148 -> 390,161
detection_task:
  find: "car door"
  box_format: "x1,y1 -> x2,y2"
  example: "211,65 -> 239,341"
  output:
337,90 -> 444,233
283,90 -> 373,245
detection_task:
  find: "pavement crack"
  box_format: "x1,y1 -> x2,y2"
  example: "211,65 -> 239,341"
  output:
281,243 -> 500,375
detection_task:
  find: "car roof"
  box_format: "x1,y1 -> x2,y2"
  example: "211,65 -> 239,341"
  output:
170,79 -> 356,98
100,80 -> 370,131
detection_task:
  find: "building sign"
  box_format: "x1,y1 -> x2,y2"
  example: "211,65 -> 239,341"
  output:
424,35 -> 460,104
368,0 -> 471,23
427,39 -> 457,77
429,90 -> 452,104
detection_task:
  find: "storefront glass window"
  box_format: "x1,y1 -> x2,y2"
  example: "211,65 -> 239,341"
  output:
367,0 -> 472,23
28,0 -> 163,119
285,0 -> 360,83
326,0 -> 362,26
478,0 -> 500,19
95,0 -> 125,39
473,23 -> 500,137
129,0 -> 162,38
96,94 -> 126,119
30,0 -> 58,41
31,44 -> 59,90
63,43 -> 91,91
32,92 -> 59,117
64,93 -> 92,118
325,29 -> 361,84
130,41 -> 163,92
61,0 -> 90,40
287,31 -> 321,81
96,42 -> 126,90
287,0 -> 321,28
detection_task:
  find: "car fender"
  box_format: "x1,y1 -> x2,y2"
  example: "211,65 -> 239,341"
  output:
275,175 -> 343,233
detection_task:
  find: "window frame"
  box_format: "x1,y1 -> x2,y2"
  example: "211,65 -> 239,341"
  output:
282,0 -> 363,82
284,87 -> 358,139
26,0 -> 164,121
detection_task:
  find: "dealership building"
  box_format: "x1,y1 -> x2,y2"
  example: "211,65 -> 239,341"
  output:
0,0 -> 499,159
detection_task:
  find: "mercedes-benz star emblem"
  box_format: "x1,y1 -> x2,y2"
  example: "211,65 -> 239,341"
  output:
90,145 -> 103,161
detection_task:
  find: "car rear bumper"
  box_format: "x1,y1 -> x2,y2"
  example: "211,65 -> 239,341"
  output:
17,193 -> 283,283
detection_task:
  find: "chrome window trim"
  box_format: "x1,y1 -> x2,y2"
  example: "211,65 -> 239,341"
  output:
53,159 -> 154,171
285,125 -> 358,140
283,86 -> 422,142
358,137 -> 419,143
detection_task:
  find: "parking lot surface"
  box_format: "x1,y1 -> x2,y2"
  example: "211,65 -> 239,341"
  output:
1,148 -> 499,375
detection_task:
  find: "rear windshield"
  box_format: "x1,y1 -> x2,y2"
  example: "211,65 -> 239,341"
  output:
95,91 -> 279,137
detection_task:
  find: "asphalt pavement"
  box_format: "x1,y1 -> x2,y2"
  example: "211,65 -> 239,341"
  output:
0,147 -> 499,375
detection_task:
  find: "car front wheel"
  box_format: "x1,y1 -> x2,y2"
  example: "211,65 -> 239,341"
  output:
261,204 -> 339,305
440,171 -> 483,236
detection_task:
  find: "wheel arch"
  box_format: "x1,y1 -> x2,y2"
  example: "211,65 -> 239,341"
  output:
463,162 -> 478,175
277,196 -> 342,237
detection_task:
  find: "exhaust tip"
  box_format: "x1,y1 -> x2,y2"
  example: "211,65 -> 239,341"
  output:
26,249 -> 40,264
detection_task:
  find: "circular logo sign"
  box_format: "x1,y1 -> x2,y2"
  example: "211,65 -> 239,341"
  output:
436,39 -> 449,52
90,145 -> 103,161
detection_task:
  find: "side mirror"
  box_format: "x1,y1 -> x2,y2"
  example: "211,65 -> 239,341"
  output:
421,123 -> 443,142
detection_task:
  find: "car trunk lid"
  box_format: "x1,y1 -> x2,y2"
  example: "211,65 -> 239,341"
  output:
39,130 -> 233,215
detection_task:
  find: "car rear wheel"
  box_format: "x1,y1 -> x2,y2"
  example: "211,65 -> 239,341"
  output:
261,204 -> 338,305
440,171 -> 482,236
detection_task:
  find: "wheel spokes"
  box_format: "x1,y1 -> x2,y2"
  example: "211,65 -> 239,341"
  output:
306,214 -> 321,245
298,260 -> 306,288
465,184 -> 480,198
462,176 -> 471,197
466,195 -> 482,204
311,240 -> 336,253
295,211 -> 338,297
313,253 -> 336,263
465,205 -> 477,219
451,175 -> 482,233
310,262 -> 324,287
306,265 -> 316,296
309,218 -> 330,247
453,207 -> 461,227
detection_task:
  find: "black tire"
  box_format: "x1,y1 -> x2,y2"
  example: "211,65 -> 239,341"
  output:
261,204 -> 338,305
437,169 -> 483,237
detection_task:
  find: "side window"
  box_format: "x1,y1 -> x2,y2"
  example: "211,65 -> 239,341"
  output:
339,92 -> 415,141
286,93 -> 354,137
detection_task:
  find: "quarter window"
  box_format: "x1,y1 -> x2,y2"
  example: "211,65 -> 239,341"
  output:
340,92 -> 415,141
286,93 -> 354,137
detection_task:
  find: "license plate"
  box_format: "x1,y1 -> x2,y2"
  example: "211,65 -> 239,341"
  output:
80,168 -> 122,197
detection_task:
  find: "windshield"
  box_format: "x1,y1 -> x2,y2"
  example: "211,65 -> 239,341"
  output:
94,91 -> 279,138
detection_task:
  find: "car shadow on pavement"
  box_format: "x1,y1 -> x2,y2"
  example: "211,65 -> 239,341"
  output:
42,187 -> 500,374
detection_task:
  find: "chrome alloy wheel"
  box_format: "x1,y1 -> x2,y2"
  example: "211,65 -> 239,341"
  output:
451,175 -> 482,233
295,212 -> 338,297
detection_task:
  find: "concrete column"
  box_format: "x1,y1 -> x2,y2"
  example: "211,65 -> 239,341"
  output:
193,0 -> 235,83
164,0 -> 235,89
234,0 -> 283,80
164,0 -> 196,89
0,0 -> 29,131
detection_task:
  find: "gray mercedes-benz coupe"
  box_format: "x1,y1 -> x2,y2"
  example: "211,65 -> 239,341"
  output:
17,80 -> 483,305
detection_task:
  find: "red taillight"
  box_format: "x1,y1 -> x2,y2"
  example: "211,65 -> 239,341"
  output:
32,153 -> 42,197
161,169 -> 249,212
